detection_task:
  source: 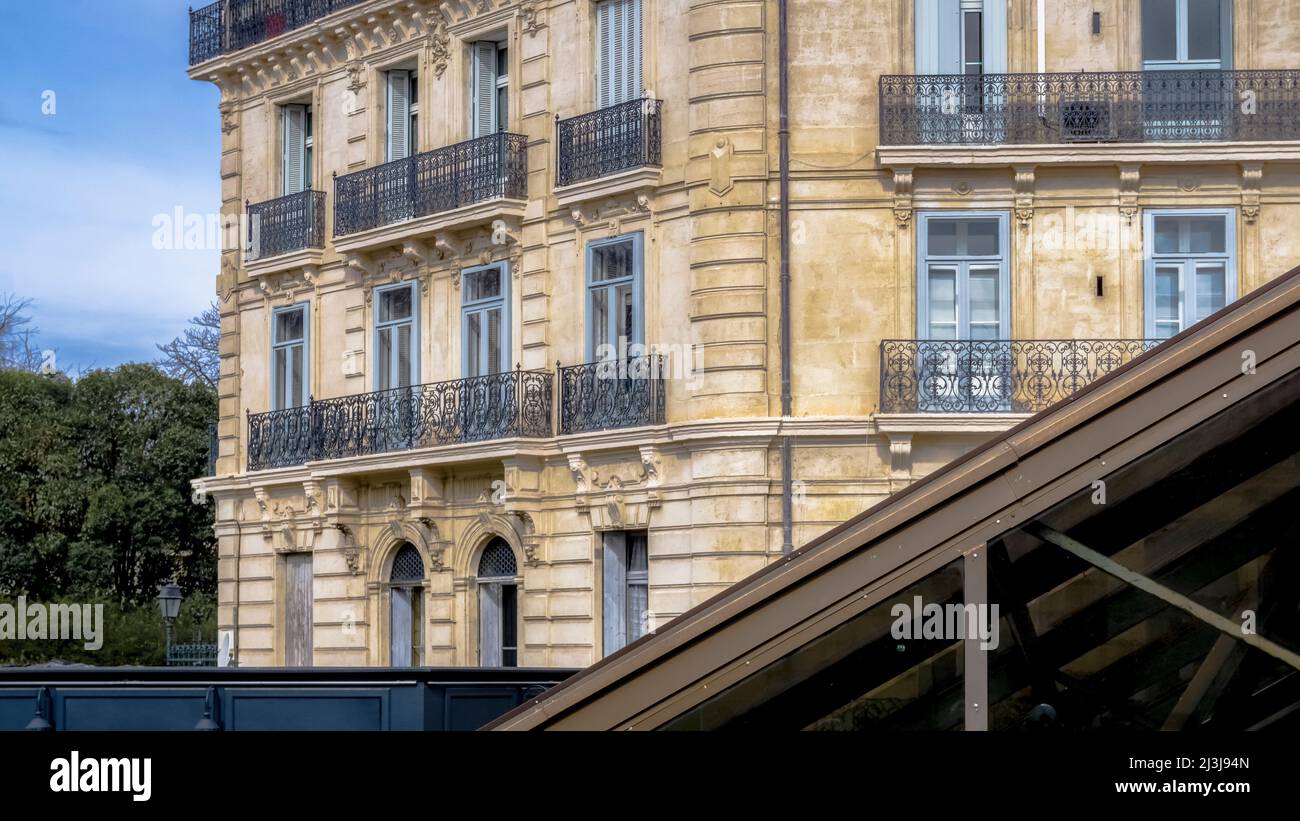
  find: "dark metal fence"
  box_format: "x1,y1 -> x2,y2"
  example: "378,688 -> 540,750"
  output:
556,98 -> 663,187
559,355 -> 666,434
334,132 -> 528,237
167,643 -> 218,667
879,70 -> 1300,145
189,0 -> 367,65
879,339 -> 1161,414
248,368 -> 554,470
247,190 -> 325,260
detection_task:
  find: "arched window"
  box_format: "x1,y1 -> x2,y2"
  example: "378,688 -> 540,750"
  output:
389,543 -> 424,666
477,537 -> 518,668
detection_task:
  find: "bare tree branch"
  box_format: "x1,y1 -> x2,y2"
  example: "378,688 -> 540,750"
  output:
156,301 -> 220,391
0,294 -> 43,373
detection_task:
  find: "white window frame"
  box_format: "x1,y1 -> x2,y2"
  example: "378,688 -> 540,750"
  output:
1141,0 -> 1232,71
585,232 -> 645,362
1143,208 -> 1237,339
460,261 -> 511,376
373,281 -> 421,391
271,302 -> 310,410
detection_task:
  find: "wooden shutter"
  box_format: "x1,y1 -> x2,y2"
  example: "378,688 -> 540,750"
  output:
479,583 -> 503,666
472,42 -> 498,137
387,70 -> 411,160
390,588 -> 412,666
284,553 -> 313,667
602,531 -> 628,655
596,0 -> 642,108
282,105 -> 307,195
915,0 -> 962,74
981,0 -> 1007,75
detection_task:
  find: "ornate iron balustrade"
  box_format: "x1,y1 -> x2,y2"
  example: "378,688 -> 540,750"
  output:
247,368 -> 553,470
556,98 -> 663,187
246,190 -> 325,260
334,132 -> 528,237
879,70 -> 1300,145
189,0 -> 367,65
559,355 -> 666,435
879,339 -> 1161,414
167,643 -> 218,667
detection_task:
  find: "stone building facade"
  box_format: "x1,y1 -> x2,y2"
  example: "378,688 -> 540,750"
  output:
189,0 -> 1300,668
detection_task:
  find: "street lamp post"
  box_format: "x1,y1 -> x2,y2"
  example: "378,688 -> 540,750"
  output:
157,582 -> 183,663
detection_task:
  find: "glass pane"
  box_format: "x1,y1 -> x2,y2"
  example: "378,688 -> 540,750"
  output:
1153,216 -> 1180,254
928,268 -> 957,340
616,283 -> 634,348
487,308 -> 502,374
1186,0 -> 1222,61
963,11 -> 983,71
380,286 -> 412,322
1188,215 -> 1226,254
397,324 -> 411,387
464,267 -> 501,303
1142,0 -> 1177,62
1195,263 -> 1226,320
965,220 -> 999,256
1155,264 -> 1181,322
590,286 -> 610,357
497,85 -> 508,133
466,311 -> 482,376
291,345 -> 303,406
968,269 -> 1000,325
274,348 -> 287,410
377,327 -> 393,391
275,308 -> 304,343
592,239 -> 635,282
926,220 -> 959,256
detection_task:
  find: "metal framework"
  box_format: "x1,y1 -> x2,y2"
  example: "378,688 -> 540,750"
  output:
558,355 -> 666,435
556,98 -> 663,187
189,0 -> 367,65
879,339 -> 1160,413
879,70 -> 1300,145
247,368 -> 553,470
246,190 -> 326,260
334,132 -> 528,237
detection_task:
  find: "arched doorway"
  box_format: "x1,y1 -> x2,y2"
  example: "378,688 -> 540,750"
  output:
477,538 -> 518,667
389,543 -> 425,666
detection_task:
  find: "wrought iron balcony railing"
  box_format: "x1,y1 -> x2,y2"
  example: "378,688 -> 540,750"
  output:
246,190 -> 325,260
334,132 -> 528,237
247,368 -> 553,470
879,339 -> 1161,414
556,98 -> 663,187
558,355 -> 666,435
879,70 -> 1300,145
189,0 -> 367,65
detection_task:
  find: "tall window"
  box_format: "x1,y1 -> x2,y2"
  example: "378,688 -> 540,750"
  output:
602,530 -> 649,656
914,0 -> 1007,75
586,233 -> 643,361
1142,0 -> 1231,70
917,214 -> 1010,340
595,0 -> 643,108
281,104 -> 312,195
284,552 -> 313,667
1144,209 -> 1236,339
388,543 -> 425,667
471,40 -> 509,137
375,282 -> 419,391
462,263 -> 509,376
386,69 -> 419,161
272,303 -> 308,410
477,538 -> 518,668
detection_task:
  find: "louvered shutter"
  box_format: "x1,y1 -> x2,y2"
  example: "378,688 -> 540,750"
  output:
472,42 -> 498,137
387,70 -> 411,160
596,0 -> 643,108
282,105 -> 307,195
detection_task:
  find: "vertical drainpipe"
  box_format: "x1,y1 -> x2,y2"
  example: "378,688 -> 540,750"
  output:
778,0 -> 794,554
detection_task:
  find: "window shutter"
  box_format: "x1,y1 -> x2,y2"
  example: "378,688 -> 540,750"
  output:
390,588 -> 412,666
915,0 -> 963,74
284,553 -> 313,667
397,323 -> 412,387
596,0 -> 641,107
981,0 -> 1008,75
597,1 -> 613,108
387,70 -> 411,160
602,531 -> 628,655
282,105 -> 307,195
479,583 -> 503,666
472,42 -> 498,137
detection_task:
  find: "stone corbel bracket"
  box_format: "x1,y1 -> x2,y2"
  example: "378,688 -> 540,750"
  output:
510,511 -> 542,568
1240,161 -> 1263,224
254,486 -> 273,539
333,523 -> 365,575
892,166 -> 914,229
1119,164 -> 1141,225
1013,165 -> 1035,229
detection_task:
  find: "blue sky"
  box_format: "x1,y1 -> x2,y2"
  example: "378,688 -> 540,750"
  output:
0,1 -> 221,373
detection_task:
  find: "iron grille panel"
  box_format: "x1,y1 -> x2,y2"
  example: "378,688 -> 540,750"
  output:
479,539 -> 517,578
189,0 -> 368,65
334,132 -> 528,237
390,544 -> 425,582
247,190 -> 326,260
247,368 -> 554,470
878,70 -> 1300,145
879,339 -> 1162,414
558,355 -> 666,435
556,98 -> 663,187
